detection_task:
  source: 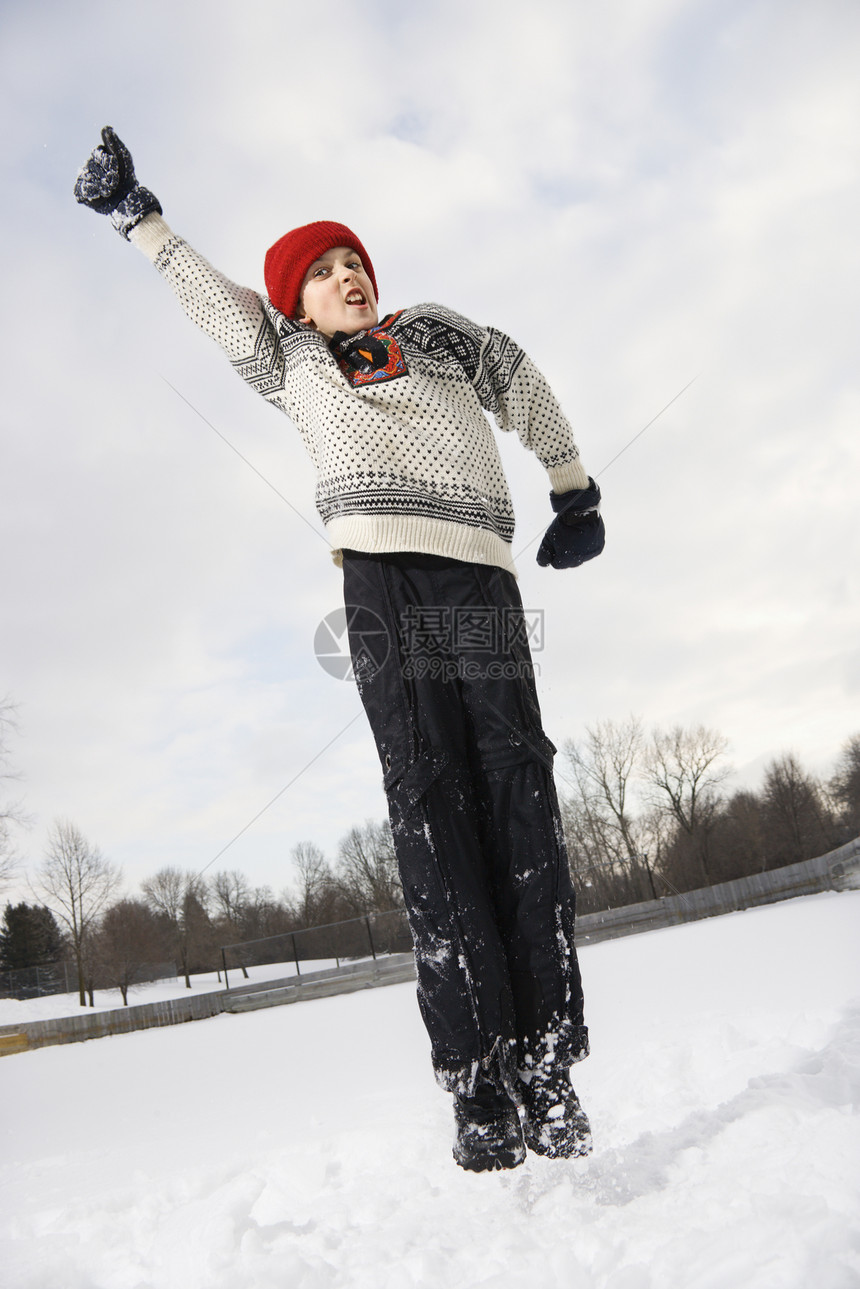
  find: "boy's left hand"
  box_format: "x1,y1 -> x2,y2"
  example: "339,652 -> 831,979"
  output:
536,478 -> 605,569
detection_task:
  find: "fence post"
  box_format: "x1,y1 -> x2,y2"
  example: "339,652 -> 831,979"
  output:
291,933 -> 301,979
221,947 -> 230,992
365,917 -> 377,960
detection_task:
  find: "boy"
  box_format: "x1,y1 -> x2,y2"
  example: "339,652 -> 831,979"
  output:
75,127 -> 604,1172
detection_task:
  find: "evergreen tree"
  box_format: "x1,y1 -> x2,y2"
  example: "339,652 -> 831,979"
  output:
0,902 -> 64,971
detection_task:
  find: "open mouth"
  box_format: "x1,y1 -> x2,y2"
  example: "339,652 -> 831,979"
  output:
345,290 -> 367,306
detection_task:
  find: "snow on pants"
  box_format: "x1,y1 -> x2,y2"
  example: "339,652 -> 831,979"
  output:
341,550 -> 588,1099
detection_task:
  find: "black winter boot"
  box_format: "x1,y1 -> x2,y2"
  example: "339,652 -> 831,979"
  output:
452,1081 -> 526,1173
521,1063 -> 593,1159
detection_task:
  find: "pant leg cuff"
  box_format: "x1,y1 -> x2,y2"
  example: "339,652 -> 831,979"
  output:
433,1037 -> 521,1102
518,1019 -> 590,1081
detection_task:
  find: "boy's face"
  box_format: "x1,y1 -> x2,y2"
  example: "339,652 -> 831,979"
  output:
298,246 -> 378,337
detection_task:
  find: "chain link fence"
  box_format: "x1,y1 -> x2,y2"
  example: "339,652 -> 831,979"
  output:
0,961 -> 178,1001
0,962 -> 75,999
220,908 -> 413,988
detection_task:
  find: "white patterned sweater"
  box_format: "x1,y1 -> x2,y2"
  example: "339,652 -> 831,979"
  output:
130,214 -> 590,575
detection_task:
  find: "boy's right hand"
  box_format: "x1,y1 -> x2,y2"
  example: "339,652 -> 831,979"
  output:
74,126 -> 161,239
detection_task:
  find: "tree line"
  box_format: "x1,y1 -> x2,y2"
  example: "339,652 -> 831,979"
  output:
1,693 -> 858,1006
1,818 -> 404,1006
561,721 -> 860,914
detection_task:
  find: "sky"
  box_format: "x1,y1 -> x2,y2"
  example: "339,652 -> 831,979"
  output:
1,0 -> 858,906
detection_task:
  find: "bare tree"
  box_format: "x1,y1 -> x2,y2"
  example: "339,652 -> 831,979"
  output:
637,803 -> 676,896
209,868 -> 253,978
335,821 -> 403,915
713,788 -> 770,877
210,869 -> 251,930
643,724 -> 731,884
241,885 -> 293,941
560,794 -> 629,912
760,753 -> 834,867
562,716 -> 658,896
290,842 -> 336,927
141,867 -> 211,988
97,898 -> 169,1005
34,819 -> 122,1006
829,734 -> 860,840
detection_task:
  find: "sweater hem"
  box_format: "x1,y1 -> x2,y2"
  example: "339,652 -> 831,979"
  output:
325,514 -> 518,577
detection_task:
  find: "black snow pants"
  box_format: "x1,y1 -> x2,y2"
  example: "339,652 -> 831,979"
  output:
341,550 -> 588,1100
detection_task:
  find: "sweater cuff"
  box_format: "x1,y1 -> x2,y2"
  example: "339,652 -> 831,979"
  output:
128,211 -> 174,262
547,457 -> 589,495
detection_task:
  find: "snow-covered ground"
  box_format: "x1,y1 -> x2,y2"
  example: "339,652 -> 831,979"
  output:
1,891 -> 858,1289
0,958 -> 344,1024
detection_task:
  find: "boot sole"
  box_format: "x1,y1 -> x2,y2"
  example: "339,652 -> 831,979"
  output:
523,1122 -> 593,1159
453,1142 -> 526,1172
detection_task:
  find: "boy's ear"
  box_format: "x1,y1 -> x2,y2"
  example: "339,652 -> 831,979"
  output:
295,290 -> 314,327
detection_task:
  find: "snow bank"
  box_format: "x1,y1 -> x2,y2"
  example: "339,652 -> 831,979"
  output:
1,891 -> 858,1289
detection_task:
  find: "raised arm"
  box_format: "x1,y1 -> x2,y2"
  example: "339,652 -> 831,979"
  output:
74,127 -> 287,389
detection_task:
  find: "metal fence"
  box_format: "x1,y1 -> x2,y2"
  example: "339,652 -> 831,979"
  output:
221,839 -> 860,986
0,962 -> 77,1000
576,835 -> 860,944
0,961 -> 178,1001
220,908 -> 413,989
3,840 -> 857,1056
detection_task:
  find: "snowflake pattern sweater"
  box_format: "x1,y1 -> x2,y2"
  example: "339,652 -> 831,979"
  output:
130,214 -> 590,575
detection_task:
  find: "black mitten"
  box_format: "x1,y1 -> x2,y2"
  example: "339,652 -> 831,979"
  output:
536,477 -> 605,569
73,126 -> 161,239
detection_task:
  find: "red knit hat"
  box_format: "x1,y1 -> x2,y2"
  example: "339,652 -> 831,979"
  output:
264,221 -> 379,318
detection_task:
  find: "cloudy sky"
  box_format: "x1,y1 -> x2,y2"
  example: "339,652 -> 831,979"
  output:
1,0 -> 858,904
